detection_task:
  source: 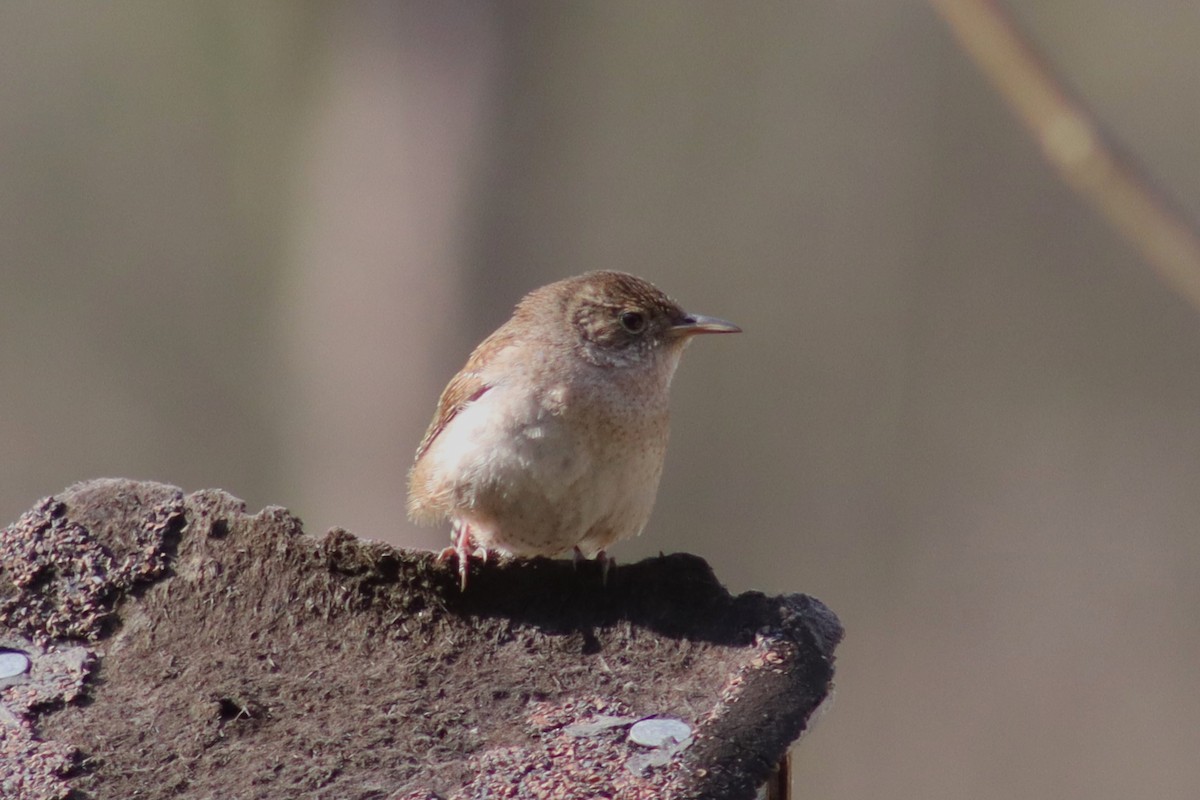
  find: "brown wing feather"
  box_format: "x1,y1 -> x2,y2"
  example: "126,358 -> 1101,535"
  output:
413,367 -> 490,463
412,325 -> 519,464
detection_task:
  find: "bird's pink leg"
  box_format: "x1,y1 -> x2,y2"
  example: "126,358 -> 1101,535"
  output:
437,522 -> 475,590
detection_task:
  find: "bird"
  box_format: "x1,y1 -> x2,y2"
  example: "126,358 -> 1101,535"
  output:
406,271 -> 740,588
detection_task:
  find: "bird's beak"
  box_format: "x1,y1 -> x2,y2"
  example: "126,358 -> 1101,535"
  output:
669,314 -> 742,336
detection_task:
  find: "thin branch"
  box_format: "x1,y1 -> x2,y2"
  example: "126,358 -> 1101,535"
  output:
929,0 -> 1200,312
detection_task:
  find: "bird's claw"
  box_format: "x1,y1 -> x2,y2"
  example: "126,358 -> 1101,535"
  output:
571,546 -> 614,585
441,523 -> 478,590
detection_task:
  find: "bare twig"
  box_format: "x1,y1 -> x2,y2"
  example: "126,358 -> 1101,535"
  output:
930,0 -> 1200,312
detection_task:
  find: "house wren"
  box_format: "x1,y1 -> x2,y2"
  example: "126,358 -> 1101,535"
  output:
407,271 -> 739,588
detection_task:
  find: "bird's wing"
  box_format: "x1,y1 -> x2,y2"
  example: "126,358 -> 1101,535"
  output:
412,326 -> 517,463
412,369 -> 489,463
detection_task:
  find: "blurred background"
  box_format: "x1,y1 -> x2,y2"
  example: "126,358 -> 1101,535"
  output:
3,2 -> 1198,798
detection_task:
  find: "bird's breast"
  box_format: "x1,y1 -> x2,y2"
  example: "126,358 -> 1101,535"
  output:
417,376 -> 670,555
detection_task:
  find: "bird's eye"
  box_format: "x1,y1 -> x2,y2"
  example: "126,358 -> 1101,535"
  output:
618,310 -> 646,334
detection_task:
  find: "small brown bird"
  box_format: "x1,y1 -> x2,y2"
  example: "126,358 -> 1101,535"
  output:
407,271 -> 740,588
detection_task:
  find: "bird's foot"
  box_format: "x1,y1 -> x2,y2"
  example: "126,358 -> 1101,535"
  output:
571,546 -> 614,585
438,523 -> 478,590
597,549 -> 615,586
